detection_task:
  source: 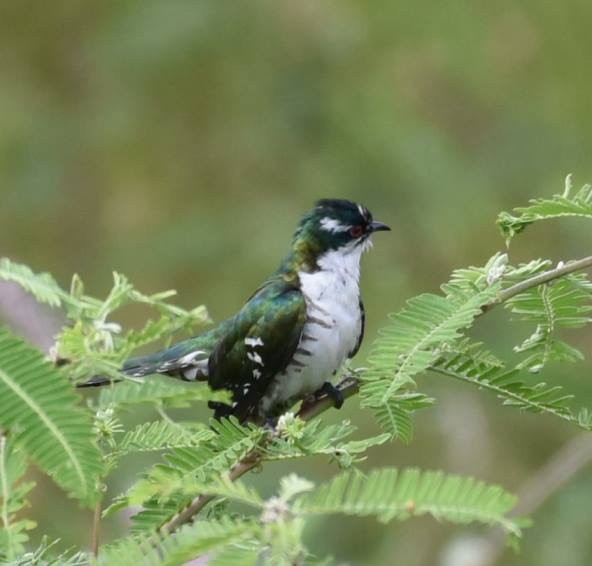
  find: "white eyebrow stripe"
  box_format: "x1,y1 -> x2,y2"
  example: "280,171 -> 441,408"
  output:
357,203 -> 369,220
320,217 -> 351,233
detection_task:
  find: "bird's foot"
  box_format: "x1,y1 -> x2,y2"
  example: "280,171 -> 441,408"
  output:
263,416 -> 278,431
316,381 -> 344,409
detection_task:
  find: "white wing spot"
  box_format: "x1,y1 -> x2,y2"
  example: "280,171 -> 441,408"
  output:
179,350 -> 207,366
253,369 -> 262,380
243,384 -> 250,395
320,217 -> 351,233
247,352 -> 264,365
244,337 -> 264,347
183,367 -> 199,381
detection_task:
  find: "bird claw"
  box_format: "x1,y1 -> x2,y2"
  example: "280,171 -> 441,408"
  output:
317,381 -> 344,409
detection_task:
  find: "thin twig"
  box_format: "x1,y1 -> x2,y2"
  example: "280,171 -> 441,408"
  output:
448,433 -> 592,566
0,432 -> 14,559
160,375 -> 362,534
161,451 -> 261,535
91,497 -> 102,557
160,254 -> 592,534
482,255 -> 592,313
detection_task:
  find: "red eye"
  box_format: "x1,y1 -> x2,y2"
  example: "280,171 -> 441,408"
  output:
349,225 -> 364,237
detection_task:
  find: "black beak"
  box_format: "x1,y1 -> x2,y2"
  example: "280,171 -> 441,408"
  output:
369,220 -> 391,232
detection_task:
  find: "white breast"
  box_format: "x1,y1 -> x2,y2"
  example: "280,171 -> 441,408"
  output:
259,244 -> 364,414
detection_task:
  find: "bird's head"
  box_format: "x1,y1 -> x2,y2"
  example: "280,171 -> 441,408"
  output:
287,199 -> 390,271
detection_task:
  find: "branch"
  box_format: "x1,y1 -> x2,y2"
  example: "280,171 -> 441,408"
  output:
91,498 -> 102,557
482,255 -> 592,313
161,451 -> 260,535
443,432 -> 592,566
160,255 -> 592,534
160,377 -> 362,534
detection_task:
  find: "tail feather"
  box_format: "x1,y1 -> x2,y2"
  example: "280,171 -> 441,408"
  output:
76,334 -> 218,388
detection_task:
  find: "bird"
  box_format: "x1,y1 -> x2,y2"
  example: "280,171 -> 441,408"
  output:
80,199 -> 390,423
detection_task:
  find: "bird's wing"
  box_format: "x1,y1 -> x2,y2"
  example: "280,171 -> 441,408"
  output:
348,296 -> 365,359
207,281 -> 307,422
121,321 -> 232,379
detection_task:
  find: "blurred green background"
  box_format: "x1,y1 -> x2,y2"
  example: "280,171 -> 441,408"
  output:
2,1 -> 592,564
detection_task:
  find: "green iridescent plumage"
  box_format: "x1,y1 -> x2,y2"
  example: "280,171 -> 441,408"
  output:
82,199 -> 390,422
123,279 -> 306,421
208,281 -> 306,421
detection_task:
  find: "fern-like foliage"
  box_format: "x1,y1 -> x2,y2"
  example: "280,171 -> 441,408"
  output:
497,177 -> 592,243
505,274 -> 592,372
97,378 -> 229,410
263,416 -> 390,468
4,192 -> 592,565
100,468 -> 519,565
0,327 -> 103,505
58,274 -> 210,384
207,541 -> 262,566
107,417 -> 265,532
445,253 -> 551,290
431,342 -> 590,428
360,282 -> 499,440
0,258 -> 70,309
0,438 -> 36,561
95,517 -> 258,566
0,259 -> 210,385
7,537 -> 89,566
116,421 -> 215,456
296,467 -> 520,535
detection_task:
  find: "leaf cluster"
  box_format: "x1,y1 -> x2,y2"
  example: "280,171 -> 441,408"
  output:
1,180 -> 592,564
0,264 -> 222,557
98,467 -> 521,565
0,259 -> 210,384
497,176 -> 592,243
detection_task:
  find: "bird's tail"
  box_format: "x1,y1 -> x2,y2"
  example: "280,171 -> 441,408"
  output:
76,336 -> 214,388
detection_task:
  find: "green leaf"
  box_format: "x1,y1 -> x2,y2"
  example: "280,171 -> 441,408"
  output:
0,263 -> 210,388
118,418 -> 265,532
209,541 -> 262,566
124,308 -> 209,353
0,327 -> 103,505
278,474 -> 315,502
182,474 -> 265,509
431,345 -> 587,428
296,467 -> 521,536
7,537 -> 89,565
369,394 -> 429,444
446,254 -> 552,291
128,418 -> 263,505
95,517 -> 257,566
98,377 -> 230,409
116,421 -> 215,455
0,438 -> 36,560
360,285 -> 498,438
497,179 -> 592,243
505,274 -> 592,371
264,418 -> 391,466
0,258 -> 70,309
